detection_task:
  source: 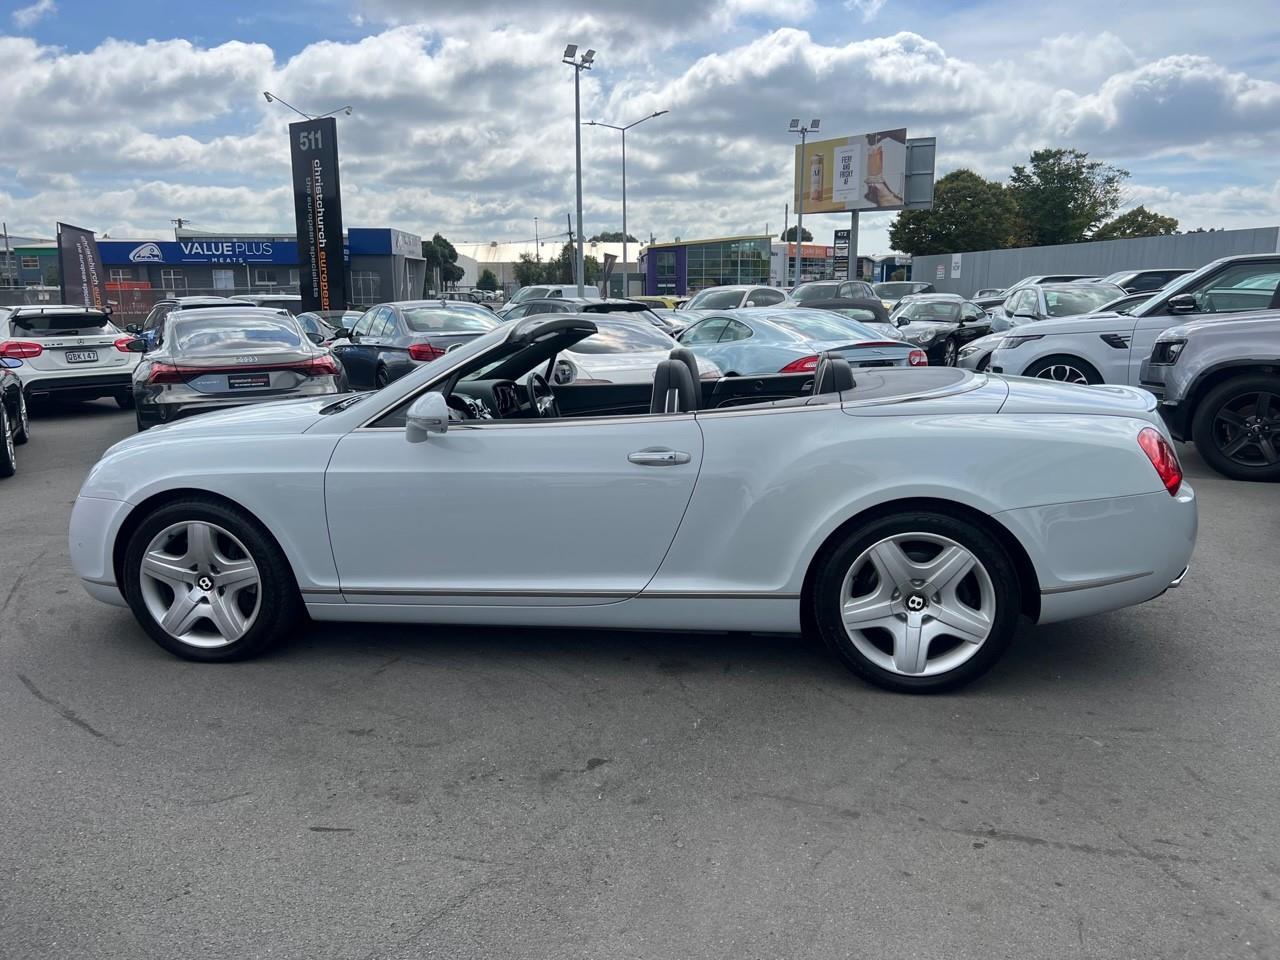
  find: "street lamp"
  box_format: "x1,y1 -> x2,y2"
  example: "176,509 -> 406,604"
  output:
262,91 -> 353,120
586,109 -> 668,297
562,45 -> 595,296
788,118 -> 820,289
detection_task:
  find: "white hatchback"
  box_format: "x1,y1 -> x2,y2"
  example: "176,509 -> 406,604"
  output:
3,305 -> 140,407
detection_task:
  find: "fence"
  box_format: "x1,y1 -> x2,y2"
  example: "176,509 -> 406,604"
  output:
911,226 -> 1280,297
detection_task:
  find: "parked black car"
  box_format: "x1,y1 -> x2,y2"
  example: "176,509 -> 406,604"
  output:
0,355 -> 31,478
1098,268 -> 1192,294
296,310 -> 363,345
887,294 -> 991,365
331,300 -> 502,389
129,308 -> 348,431
795,296 -> 892,326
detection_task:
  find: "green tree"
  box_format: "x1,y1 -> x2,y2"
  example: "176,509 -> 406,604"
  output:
589,231 -> 638,242
513,253 -> 547,288
887,169 -> 1016,255
476,268 -> 499,291
1008,148 -> 1128,246
780,226 -> 813,242
420,233 -> 465,293
547,242 -> 601,285
1092,205 -> 1179,240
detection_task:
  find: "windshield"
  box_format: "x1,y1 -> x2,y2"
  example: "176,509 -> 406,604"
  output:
874,282 -> 927,298
894,300 -> 960,323
509,286 -> 549,305
769,310 -> 877,342
686,289 -> 744,309
565,321 -> 674,354
792,282 -> 841,303
824,307 -> 883,323
1043,286 -> 1126,317
402,307 -> 500,333
11,311 -> 113,334
170,315 -> 305,354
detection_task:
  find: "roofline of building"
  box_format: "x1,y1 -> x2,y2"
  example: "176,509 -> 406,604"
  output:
643,234 -> 773,250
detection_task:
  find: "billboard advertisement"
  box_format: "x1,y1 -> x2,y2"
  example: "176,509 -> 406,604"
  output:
794,128 -> 908,214
57,222 -> 109,310
289,117 -> 348,312
833,228 -> 850,279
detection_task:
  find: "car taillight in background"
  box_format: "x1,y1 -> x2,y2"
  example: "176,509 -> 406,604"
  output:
0,341 -> 43,359
780,355 -> 820,374
146,355 -> 342,385
146,362 -> 186,384
908,350 -> 928,366
296,355 -> 342,376
408,342 -> 446,362
114,337 -> 137,352
1137,427 -> 1183,496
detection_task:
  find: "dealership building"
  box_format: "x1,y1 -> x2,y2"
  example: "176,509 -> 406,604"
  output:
638,235 -> 773,297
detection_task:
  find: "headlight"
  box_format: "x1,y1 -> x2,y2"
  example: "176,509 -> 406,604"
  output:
957,344 -> 978,358
1150,339 -> 1186,365
999,334 -> 1043,349
910,330 -> 936,345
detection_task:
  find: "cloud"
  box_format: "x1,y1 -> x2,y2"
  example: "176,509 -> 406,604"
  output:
11,0 -> 56,28
846,0 -> 887,22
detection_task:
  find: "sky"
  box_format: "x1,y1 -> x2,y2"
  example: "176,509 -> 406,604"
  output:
2,0 -> 1279,255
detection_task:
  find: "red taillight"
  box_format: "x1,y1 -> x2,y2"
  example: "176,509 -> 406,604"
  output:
297,355 -> 341,376
408,342 -> 446,362
114,337 -> 136,353
780,354 -> 820,374
1137,426 -> 1182,495
0,340 -> 43,359
908,349 -> 928,366
146,362 -> 186,384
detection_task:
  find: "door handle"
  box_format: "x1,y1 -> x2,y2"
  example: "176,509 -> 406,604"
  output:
628,448 -> 691,466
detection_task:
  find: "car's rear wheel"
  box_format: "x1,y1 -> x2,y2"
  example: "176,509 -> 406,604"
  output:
1191,374 -> 1280,481
12,391 -> 30,445
121,498 -> 302,661
812,511 -> 1021,693
115,391 -> 135,410
1024,355 -> 1101,385
0,405 -> 15,478
374,367 -> 390,389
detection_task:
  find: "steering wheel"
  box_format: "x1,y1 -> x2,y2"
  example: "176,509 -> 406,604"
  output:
524,370 -> 560,419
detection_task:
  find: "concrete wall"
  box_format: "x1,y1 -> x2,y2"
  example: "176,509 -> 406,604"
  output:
912,226 -> 1280,297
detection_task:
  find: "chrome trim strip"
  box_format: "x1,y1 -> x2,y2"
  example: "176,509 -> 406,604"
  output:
300,588 -> 343,596
1040,571 -> 1153,595
1168,566 -> 1189,589
340,587 -> 632,598
641,590 -> 801,599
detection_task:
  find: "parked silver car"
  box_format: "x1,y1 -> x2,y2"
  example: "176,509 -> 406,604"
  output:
1140,312 -> 1280,481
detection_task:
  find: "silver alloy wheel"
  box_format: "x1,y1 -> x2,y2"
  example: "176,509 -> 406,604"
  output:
840,532 -> 996,677
18,392 -> 27,438
943,339 -> 957,366
1034,363 -> 1090,385
138,521 -> 261,648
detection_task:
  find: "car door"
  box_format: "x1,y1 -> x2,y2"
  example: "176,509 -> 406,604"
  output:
957,301 -> 991,345
1127,261 -> 1280,383
332,307 -> 384,388
324,403 -> 704,604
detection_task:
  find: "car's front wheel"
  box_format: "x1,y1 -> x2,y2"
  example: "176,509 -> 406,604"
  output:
1191,374 -> 1280,481
121,498 -> 302,661
812,511 -> 1021,693
941,338 -> 958,367
12,391 -> 29,445
0,405 -> 15,478
1024,355 -> 1102,385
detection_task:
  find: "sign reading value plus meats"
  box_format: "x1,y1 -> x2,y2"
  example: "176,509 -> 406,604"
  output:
57,222 -> 109,310
289,117 -> 348,312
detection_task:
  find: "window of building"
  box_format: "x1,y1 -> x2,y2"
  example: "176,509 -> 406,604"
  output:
254,268 -> 278,286
160,268 -> 186,292
289,269 -> 300,288
108,268 -> 133,284
351,271 -> 381,306
20,256 -> 39,270
212,269 -> 236,291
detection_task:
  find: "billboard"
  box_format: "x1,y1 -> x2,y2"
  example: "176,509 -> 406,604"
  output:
57,222 -> 109,310
794,128 -> 908,214
289,117 -> 348,312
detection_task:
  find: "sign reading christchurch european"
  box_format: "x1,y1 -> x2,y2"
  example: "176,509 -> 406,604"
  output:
289,117 -> 348,311
57,222 -> 109,310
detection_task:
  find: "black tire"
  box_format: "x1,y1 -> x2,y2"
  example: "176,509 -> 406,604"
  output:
1190,374 -> 1280,482
0,405 -> 15,478
811,510 -> 1021,693
941,338 -> 958,367
1023,355 -> 1102,386
135,407 -> 149,432
12,390 -> 29,445
374,367 -> 390,389
115,391 -> 135,410
121,498 -> 303,662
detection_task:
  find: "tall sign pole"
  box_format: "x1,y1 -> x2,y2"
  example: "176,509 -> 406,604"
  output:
794,126 -> 806,289
289,117 -> 348,312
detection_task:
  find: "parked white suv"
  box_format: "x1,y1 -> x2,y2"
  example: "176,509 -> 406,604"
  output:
2,305 -> 140,407
990,255 -> 1280,385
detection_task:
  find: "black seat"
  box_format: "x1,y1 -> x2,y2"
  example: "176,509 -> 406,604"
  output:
668,347 -> 702,409
812,355 -> 855,395
650,358 -> 697,414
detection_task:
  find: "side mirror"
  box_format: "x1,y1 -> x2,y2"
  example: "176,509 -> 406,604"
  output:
744,300 -> 757,308
331,327 -> 350,340
125,323 -> 142,334
405,392 -> 449,443
306,331 -> 324,345
125,338 -> 150,353
1167,293 -> 1197,314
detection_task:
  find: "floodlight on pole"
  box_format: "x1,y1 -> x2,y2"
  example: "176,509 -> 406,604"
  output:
788,117 -> 821,288
262,91 -> 353,122
562,44 -> 595,297
585,106 -> 670,296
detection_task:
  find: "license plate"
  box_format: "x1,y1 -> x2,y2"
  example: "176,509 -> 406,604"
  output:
227,372 -> 271,389
65,350 -> 98,364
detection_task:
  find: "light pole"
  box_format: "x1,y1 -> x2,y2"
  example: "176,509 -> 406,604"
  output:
262,91 -> 352,120
533,217 -> 541,262
788,118 -> 820,289
586,110 -> 667,297
562,45 -> 594,296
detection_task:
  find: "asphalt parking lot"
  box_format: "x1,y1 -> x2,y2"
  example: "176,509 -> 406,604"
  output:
2,400 -> 1277,960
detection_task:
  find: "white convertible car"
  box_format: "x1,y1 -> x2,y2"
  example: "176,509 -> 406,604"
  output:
71,314 -> 1197,693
